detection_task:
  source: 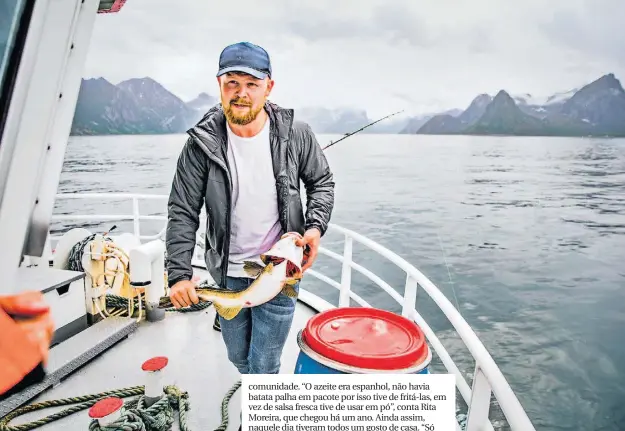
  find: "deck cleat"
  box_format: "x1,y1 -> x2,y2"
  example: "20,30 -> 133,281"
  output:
141,356 -> 168,407
88,397 -> 124,426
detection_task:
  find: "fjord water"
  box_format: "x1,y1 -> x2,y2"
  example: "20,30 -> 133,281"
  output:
54,133 -> 625,431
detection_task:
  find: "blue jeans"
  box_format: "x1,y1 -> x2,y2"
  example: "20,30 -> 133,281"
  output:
219,276 -> 299,374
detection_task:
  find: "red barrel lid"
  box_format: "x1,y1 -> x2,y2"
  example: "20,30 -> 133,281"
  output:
89,397 -> 123,418
302,307 -> 428,370
142,356 -> 168,371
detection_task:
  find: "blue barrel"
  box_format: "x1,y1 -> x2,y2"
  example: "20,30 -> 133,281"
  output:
294,307 -> 431,374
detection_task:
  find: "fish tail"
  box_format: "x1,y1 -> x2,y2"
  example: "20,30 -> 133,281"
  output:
213,303 -> 243,320
196,288 -> 245,320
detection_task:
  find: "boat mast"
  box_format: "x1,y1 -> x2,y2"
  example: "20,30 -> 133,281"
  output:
0,0 -> 124,294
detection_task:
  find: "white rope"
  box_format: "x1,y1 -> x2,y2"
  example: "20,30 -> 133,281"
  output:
68,234 -> 145,322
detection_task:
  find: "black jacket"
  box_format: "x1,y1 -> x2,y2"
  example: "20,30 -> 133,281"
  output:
165,101 -> 335,289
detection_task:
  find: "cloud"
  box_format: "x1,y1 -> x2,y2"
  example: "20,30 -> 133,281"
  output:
539,0 -> 625,68
83,0 -> 625,118
279,2 -> 431,47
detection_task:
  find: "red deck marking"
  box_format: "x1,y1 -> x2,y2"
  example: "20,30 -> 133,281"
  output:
89,397 -> 123,418
141,356 -> 168,371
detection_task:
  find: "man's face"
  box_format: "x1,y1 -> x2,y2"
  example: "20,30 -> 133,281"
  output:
218,72 -> 274,125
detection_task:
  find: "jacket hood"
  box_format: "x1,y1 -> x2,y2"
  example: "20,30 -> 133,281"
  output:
186,101 -> 295,156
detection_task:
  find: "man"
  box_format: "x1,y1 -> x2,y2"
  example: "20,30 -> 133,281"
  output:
165,41 -> 335,376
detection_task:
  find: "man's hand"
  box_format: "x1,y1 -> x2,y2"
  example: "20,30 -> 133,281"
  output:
295,228 -> 321,273
0,291 -> 54,366
169,280 -> 199,308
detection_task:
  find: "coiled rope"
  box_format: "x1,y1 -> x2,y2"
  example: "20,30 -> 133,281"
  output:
67,231 -> 143,321
104,292 -> 212,317
66,231 -> 214,320
0,380 -> 241,431
66,233 -> 111,273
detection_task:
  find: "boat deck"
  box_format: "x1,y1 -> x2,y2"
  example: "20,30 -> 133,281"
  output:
8,292 -> 317,430
3,217 -> 540,431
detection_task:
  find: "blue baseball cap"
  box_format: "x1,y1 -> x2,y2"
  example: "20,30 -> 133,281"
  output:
216,42 -> 272,80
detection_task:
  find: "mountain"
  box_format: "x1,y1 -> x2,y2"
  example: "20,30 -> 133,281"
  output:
399,109 -> 463,134
466,90 -> 549,135
366,116 -> 414,134
70,77 -> 206,135
71,78 -> 164,135
116,77 -> 199,132
187,92 -> 218,112
293,107 -> 372,134
415,114 -> 463,134
417,95 -> 491,134
458,94 -> 492,124
559,73 -> 625,135
513,89 -> 577,118
70,73 -> 625,137
398,115 -> 433,134
413,73 -> 625,137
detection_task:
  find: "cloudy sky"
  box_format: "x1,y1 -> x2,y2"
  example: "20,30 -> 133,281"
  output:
83,0 -> 625,118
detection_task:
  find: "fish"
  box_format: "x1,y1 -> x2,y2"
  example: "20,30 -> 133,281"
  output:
166,232 -> 304,320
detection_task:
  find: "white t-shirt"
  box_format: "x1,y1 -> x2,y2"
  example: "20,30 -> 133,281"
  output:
225,118 -> 282,278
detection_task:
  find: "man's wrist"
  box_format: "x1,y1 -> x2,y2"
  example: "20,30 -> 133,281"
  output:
305,224 -> 323,237
307,227 -> 321,236
168,275 -> 191,288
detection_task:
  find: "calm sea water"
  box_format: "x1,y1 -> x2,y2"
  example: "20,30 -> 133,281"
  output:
53,133 -> 625,431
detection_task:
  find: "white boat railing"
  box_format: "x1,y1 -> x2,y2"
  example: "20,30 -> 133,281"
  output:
50,192 -> 536,431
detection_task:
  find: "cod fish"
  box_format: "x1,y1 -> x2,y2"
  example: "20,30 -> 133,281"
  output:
174,233 -> 304,320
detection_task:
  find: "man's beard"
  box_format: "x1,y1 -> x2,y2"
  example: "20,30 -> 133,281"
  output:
222,97 -> 265,125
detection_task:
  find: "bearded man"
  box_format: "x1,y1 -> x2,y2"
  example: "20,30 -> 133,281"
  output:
165,42 -> 335,376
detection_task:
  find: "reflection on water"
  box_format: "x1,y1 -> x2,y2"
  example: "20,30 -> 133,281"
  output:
54,133 -> 625,431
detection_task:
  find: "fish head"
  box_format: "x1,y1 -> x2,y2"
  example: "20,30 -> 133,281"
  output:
260,233 -> 304,279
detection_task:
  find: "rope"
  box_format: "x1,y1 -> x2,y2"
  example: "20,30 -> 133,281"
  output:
214,380 -> 241,431
0,386 -> 143,431
67,232 -> 140,320
0,380 -> 241,431
104,290 -> 212,316
87,385 -> 189,431
66,233 -> 213,320
67,234 -> 111,273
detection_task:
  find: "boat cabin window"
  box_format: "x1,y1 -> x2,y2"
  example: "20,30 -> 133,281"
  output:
0,0 -> 34,142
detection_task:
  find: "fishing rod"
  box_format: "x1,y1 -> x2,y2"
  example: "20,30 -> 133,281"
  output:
321,109 -> 405,151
